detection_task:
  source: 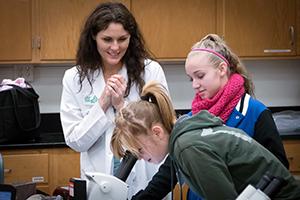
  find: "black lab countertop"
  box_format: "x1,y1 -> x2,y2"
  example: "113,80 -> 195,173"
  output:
0,132 -> 66,150
0,107 -> 299,150
0,113 -> 66,150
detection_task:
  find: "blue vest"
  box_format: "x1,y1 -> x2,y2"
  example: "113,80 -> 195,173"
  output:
226,94 -> 266,137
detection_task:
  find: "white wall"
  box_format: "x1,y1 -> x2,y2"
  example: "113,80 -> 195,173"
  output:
1,59 -> 300,113
164,59 -> 300,109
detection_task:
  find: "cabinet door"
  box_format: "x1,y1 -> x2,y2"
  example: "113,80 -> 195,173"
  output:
222,0 -> 296,57
297,0 -> 300,55
3,153 -> 49,185
1,148 -> 80,194
284,140 -> 300,175
131,0 -> 218,59
0,0 -> 32,62
38,0 -> 130,62
49,148 -> 80,192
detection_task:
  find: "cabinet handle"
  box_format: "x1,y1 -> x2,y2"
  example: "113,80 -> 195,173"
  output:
287,156 -> 294,161
32,37 -> 41,49
32,37 -> 35,49
289,26 -> 295,46
263,49 -> 292,53
4,169 -> 12,173
263,26 -> 295,54
36,36 -> 41,50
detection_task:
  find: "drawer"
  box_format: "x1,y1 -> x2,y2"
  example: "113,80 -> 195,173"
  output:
283,141 -> 300,173
3,153 -> 49,184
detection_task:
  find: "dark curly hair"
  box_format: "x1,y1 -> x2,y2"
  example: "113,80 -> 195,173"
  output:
76,2 -> 154,96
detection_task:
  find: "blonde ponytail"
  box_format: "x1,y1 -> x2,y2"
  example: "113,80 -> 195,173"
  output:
111,81 -> 176,158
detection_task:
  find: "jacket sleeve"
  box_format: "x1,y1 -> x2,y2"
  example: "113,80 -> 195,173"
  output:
131,156 -> 177,200
60,69 -> 111,152
253,109 -> 289,169
179,146 -> 238,200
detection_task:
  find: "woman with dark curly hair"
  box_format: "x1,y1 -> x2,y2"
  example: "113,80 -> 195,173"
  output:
60,2 -> 168,198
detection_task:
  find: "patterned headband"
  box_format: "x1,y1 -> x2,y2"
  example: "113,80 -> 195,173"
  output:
191,48 -> 230,67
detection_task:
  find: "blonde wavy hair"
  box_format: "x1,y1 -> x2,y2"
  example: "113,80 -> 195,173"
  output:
111,81 -> 176,159
189,34 -> 254,95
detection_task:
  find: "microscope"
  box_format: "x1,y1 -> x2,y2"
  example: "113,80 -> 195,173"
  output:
69,151 -> 137,200
236,172 -> 287,200
69,155 -> 285,200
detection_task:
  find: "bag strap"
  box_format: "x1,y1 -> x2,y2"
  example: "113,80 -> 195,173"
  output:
7,84 -> 41,131
5,82 -> 39,98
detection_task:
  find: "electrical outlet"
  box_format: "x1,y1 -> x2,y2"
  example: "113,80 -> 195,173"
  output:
14,65 -> 34,82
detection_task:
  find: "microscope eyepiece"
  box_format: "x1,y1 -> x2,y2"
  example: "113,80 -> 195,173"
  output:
114,151 -> 138,182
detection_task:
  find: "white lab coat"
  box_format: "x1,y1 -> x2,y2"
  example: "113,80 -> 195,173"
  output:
60,59 -> 169,199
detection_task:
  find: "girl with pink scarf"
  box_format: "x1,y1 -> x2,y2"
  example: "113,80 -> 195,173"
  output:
186,34 -> 289,200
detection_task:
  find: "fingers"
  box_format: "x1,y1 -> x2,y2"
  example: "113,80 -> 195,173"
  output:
106,74 -> 127,111
107,75 -> 126,97
99,74 -> 127,113
111,74 -> 126,85
99,85 -> 112,112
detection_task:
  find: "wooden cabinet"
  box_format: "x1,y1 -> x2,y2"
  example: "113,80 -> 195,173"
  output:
297,0 -> 300,55
36,0 -> 129,62
0,0 -> 129,63
35,0 -> 96,62
220,0 -> 297,57
131,0 -> 219,59
283,140 -> 300,176
1,0 -> 299,62
173,183 -> 188,200
0,0 -> 32,62
1,147 -> 80,194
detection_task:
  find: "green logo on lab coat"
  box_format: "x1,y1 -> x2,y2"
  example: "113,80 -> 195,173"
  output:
85,95 -> 98,104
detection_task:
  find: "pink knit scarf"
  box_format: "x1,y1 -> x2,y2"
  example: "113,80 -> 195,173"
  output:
191,73 -> 245,122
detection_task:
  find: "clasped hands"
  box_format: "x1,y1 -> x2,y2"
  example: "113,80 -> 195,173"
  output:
99,74 -> 127,112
